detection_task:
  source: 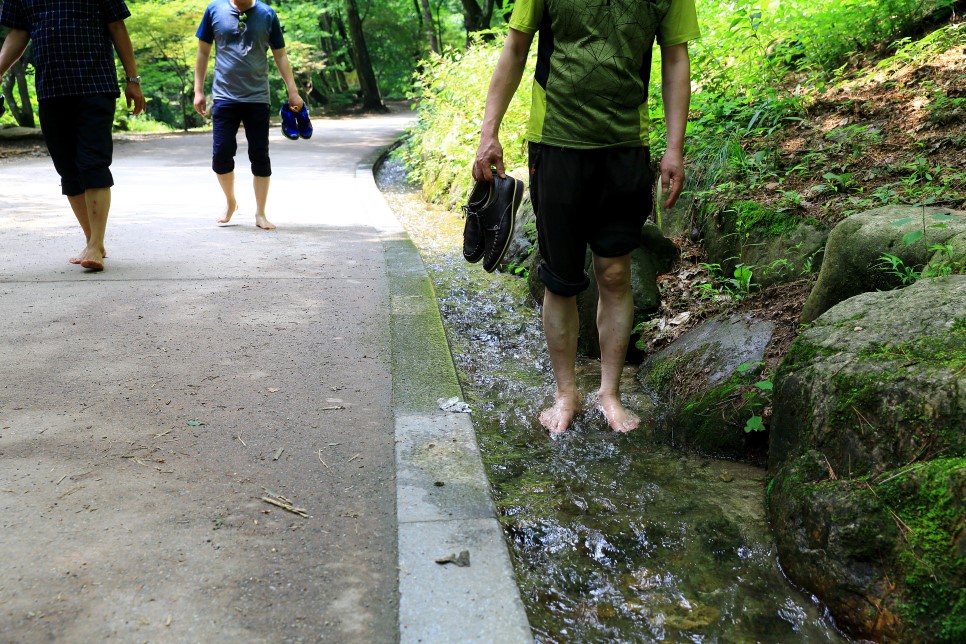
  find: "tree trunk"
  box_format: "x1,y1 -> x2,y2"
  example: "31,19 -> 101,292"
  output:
319,12 -> 349,93
343,0 -> 386,112
1,56 -> 35,128
459,0 -> 498,41
419,0 -> 439,53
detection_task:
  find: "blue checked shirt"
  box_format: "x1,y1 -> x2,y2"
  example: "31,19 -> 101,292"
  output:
0,0 -> 131,100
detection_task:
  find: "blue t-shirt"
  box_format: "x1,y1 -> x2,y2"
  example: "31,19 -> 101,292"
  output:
0,0 -> 131,100
196,0 -> 285,104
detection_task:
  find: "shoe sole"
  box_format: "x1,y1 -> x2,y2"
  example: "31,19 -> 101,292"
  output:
483,178 -> 522,273
464,235 -> 485,263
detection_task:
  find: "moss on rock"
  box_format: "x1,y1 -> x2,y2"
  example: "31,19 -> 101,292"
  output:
876,458 -> 966,642
731,200 -> 803,238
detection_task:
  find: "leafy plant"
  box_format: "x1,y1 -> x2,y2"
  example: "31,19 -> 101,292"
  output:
890,209 -> 955,246
736,361 -> 773,432
902,157 -> 941,185
878,253 -> 922,285
822,170 -> 856,193
878,244 -> 964,285
696,262 -> 756,301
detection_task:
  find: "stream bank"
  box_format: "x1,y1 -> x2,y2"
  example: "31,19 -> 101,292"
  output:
377,157 -> 844,642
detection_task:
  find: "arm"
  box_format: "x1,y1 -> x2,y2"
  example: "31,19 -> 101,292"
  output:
0,28 -> 29,78
106,20 -> 146,116
271,47 -> 304,112
659,42 -> 691,209
193,40 -> 212,116
473,27 -> 534,182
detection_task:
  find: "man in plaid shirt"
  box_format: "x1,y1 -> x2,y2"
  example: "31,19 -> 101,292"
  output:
0,0 -> 145,271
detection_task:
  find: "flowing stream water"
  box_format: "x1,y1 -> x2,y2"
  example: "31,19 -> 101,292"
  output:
377,158 -> 845,643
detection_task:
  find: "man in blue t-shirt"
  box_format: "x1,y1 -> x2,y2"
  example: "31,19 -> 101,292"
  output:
0,0 -> 146,272
193,0 -> 304,230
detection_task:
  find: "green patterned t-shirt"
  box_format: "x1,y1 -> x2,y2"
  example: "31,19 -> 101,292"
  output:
509,0 -> 700,149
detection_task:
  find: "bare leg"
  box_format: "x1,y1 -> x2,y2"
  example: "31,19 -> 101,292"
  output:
593,254 -> 639,432
72,188 -> 110,271
539,289 -> 581,435
253,175 -> 275,230
216,171 -> 239,223
66,194 -> 92,264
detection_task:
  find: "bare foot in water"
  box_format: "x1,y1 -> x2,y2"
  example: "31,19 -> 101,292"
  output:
597,391 -> 640,433
78,248 -> 105,272
539,392 -> 581,435
217,202 -> 239,224
255,214 -> 276,230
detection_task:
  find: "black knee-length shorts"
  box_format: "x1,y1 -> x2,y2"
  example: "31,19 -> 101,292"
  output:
529,142 -> 653,297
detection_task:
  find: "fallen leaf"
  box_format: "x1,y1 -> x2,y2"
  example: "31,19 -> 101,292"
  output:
435,550 -> 470,567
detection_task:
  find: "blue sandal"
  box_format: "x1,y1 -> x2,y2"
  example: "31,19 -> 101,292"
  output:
279,103 -> 299,140
294,103 -> 313,139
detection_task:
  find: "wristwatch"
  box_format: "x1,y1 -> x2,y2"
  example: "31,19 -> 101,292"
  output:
125,75 -> 141,84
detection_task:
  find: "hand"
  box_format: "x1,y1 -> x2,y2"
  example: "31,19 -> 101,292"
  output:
125,81 -> 146,116
472,133 -> 504,182
288,90 -> 305,112
193,91 -> 207,116
659,148 -> 686,209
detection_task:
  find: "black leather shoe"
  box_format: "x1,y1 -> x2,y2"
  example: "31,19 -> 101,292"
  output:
462,180 -> 491,263
481,174 -> 524,273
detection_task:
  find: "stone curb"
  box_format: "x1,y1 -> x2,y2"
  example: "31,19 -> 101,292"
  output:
355,150 -> 533,643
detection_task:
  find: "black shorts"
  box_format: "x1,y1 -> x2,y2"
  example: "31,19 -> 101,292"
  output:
38,94 -> 116,196
529,143 -> 653,296
211,101 -> 271,177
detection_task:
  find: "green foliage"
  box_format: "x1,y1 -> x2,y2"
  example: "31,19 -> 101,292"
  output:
398,36 -> 533,206
878,209 -> 965,284
695,262 -> 756,301
126,0 -> 202,130
878,242 -> 963,286
878,253 -> 922,285
736,361 -> 773,433
873,458 -> 966,641
732,200 -> 800,238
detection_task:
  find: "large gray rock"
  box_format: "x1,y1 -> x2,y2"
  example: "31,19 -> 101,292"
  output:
526,223 -> 677,357
636,314 -> 774,459
768,276 -> 966,642
801,205 -> 966,322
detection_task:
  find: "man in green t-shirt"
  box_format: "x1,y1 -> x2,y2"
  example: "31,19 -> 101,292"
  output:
473,0 -> 700,435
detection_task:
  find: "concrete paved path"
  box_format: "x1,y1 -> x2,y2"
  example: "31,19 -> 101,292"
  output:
0,112 -> 530,642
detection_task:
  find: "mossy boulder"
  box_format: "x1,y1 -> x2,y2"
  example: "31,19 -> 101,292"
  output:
636,314 -> 774,460
801,205 -> 966,323
698,201 -> 827,288
526,224 -> 678,358
768,275 -> 966,641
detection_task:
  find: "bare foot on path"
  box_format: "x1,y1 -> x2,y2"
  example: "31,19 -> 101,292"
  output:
70,248 -> 106,264
539,392 -> 581,436
78,248 -> 105,272
597,392 -> 640,433
255,214 -> 276,230
217,203 -> 239,225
